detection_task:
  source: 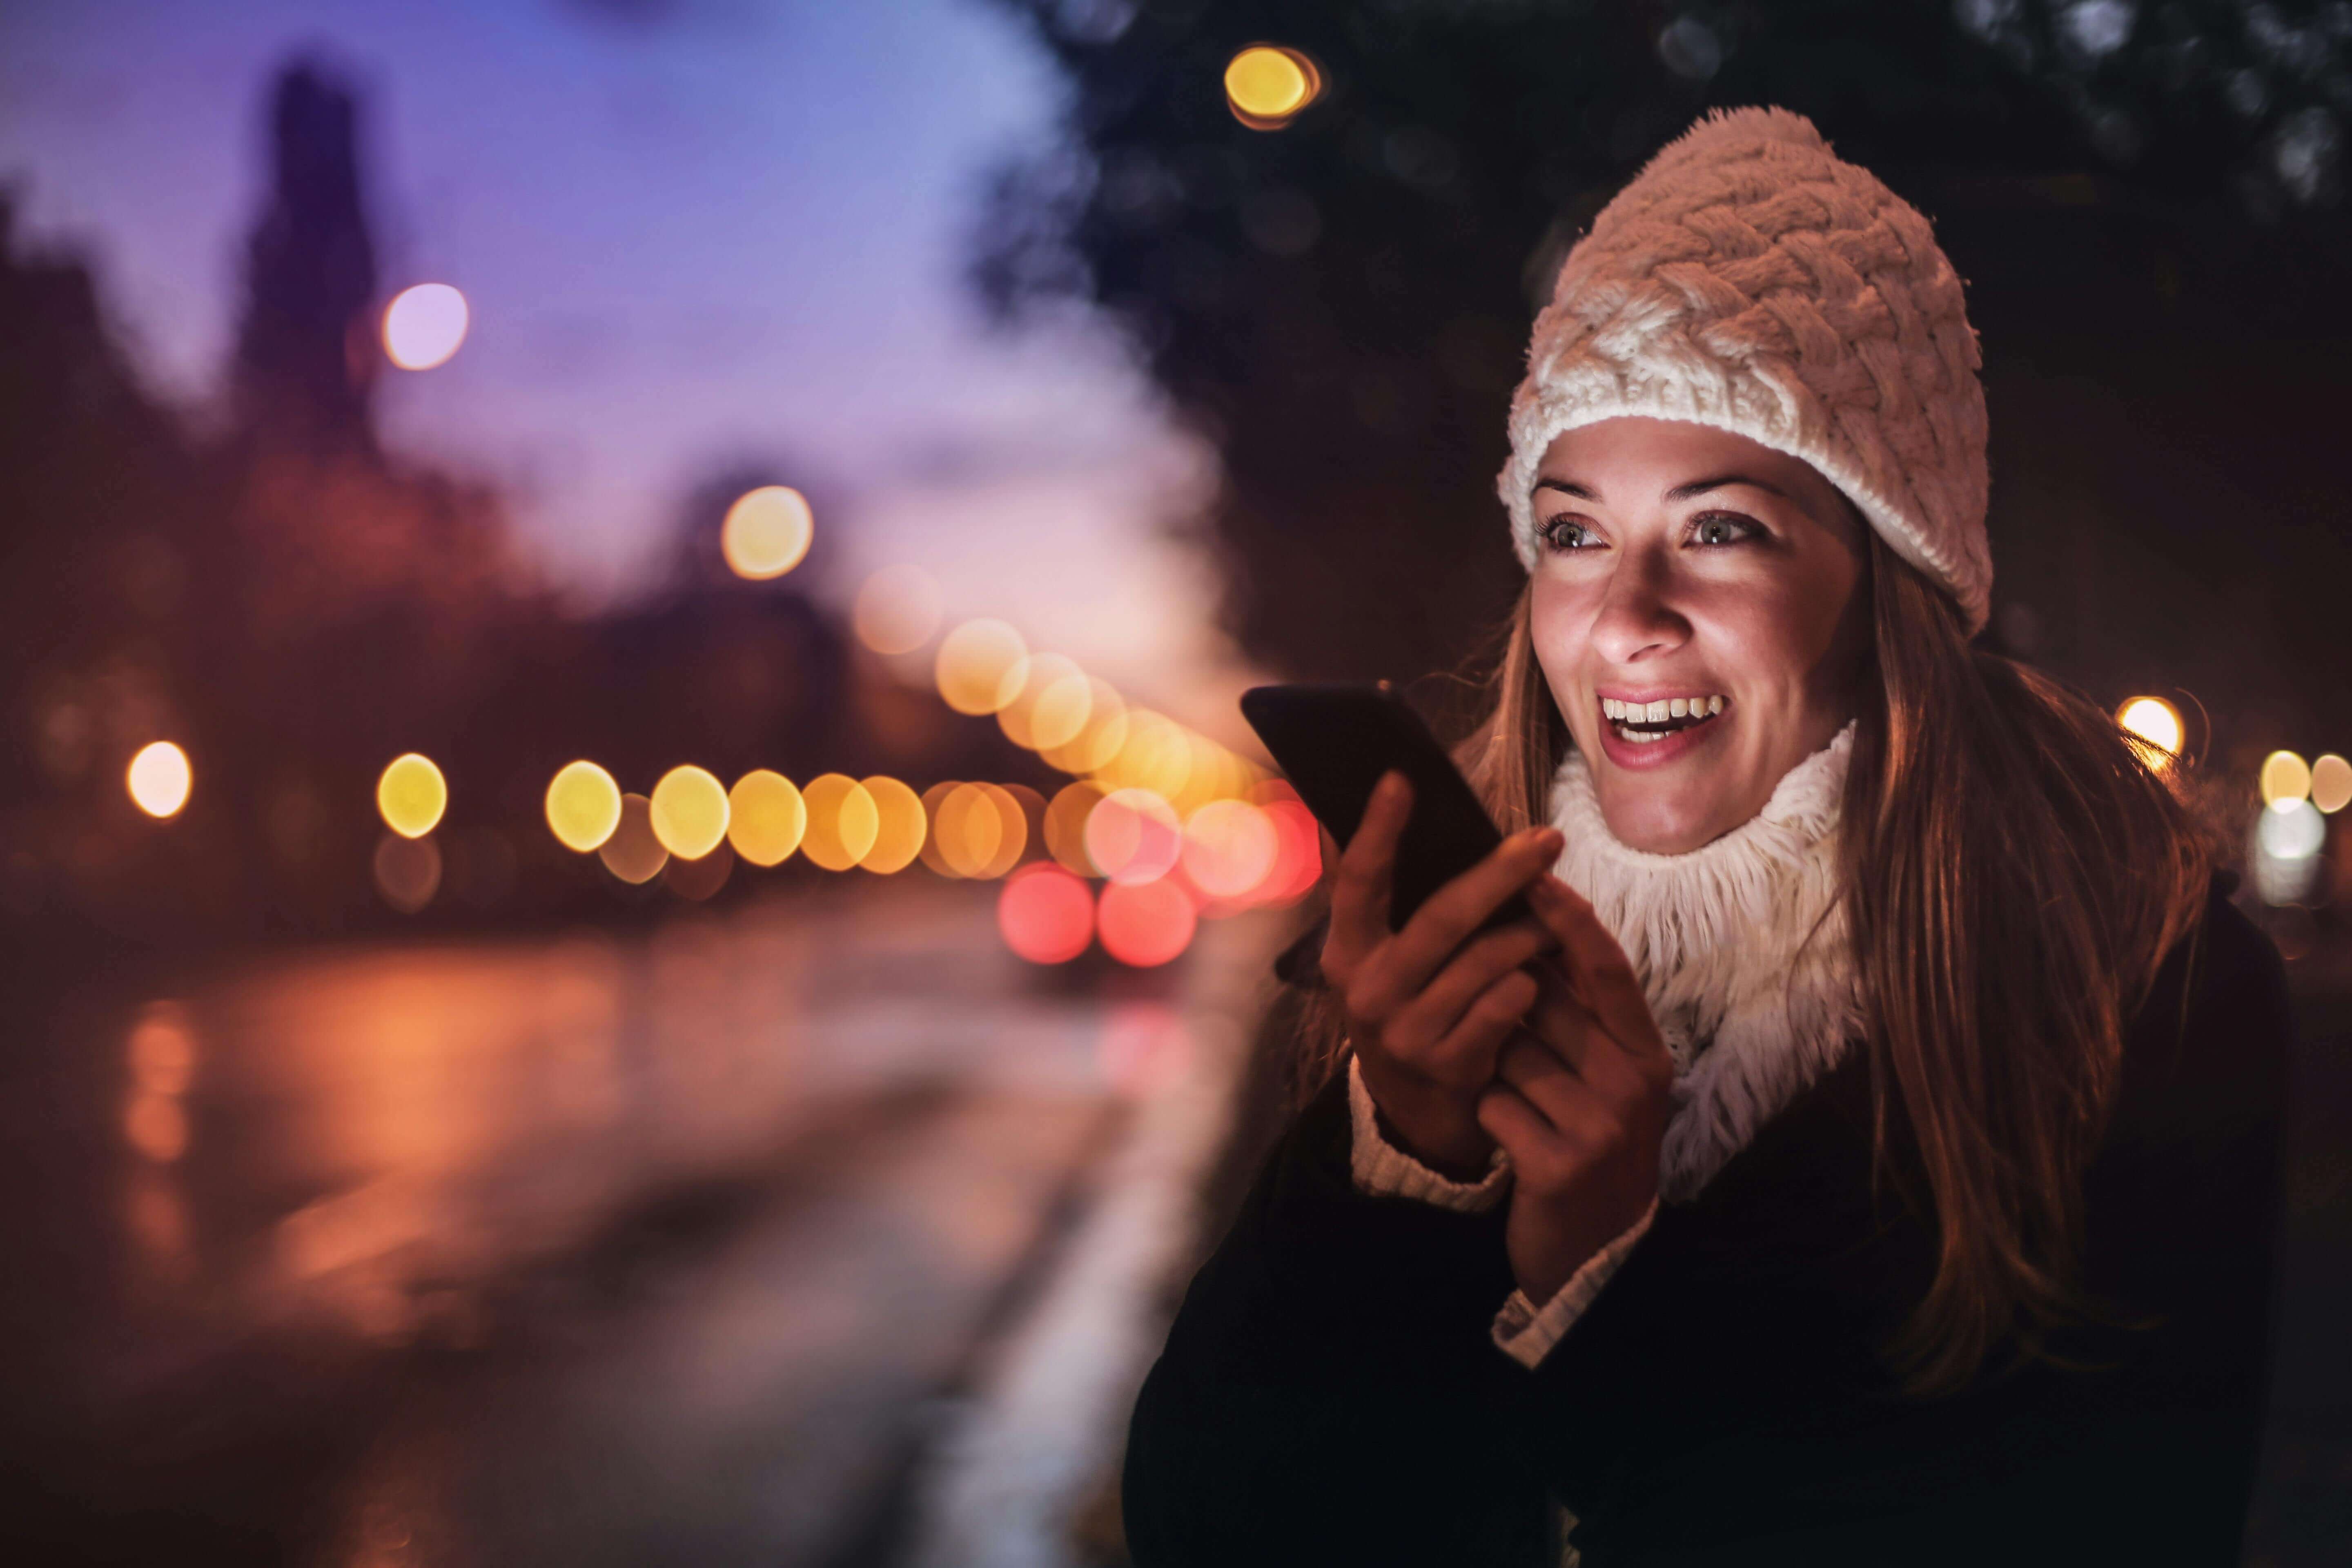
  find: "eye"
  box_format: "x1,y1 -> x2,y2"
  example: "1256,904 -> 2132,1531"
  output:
1539,515 -> 1599,551
1690,511 -> 1762,547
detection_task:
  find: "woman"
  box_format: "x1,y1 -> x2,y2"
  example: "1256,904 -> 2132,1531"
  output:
1121,108 -> 2291,1566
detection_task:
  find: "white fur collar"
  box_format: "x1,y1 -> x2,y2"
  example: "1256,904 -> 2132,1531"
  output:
1547,720 -> 1864,1202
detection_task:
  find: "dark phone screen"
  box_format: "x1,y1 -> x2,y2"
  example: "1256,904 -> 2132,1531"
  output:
1240,683 -> 1531,934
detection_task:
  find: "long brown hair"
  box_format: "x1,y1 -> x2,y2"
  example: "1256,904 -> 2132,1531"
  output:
1294,531 -> 2217,1394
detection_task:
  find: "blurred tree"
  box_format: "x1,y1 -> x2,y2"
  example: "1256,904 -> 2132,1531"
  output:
975,0 -> 2352,769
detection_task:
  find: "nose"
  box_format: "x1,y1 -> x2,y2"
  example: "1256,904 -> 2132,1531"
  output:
1587,547 -> 1690,666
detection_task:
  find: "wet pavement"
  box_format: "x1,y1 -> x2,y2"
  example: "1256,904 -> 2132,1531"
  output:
0,882 -> 1278,1566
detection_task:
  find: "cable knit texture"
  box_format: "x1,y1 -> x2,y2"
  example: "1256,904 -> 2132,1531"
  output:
1548,719 -> 1865,1203
1346,1054 -> 1510,1212
1497,105 -> 1992,633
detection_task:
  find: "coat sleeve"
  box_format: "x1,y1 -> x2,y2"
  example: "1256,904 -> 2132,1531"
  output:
1122,1071 -> 1555,1568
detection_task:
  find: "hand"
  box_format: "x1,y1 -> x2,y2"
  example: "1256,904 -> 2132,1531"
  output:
1477,875 -> 1674,1305
1319,771 -> 1564,1175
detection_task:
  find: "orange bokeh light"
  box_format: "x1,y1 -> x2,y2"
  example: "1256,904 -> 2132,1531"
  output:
858,775 -> 927,874
800,773 -> 880,871
127,741 -> 192,819
721,486 -> 814,581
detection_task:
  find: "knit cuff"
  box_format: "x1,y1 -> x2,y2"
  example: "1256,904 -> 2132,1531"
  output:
1490,1197 -> 1659,1370
1346,1056 -> 1511,1212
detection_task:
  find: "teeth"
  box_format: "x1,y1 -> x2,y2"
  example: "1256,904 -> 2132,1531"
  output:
1601,693 -> 1728,739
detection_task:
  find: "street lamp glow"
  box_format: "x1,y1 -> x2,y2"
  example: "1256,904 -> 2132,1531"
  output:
127,742 -> 192,819
2116,696 -> 2182,762
376,753 -> 448,839
650,765 -> 731,860
2312,753 -> 2352,815
720,486 -> 814,581
1225,45 -> 1320,128
2260,750 -> 2313,808
546,760 -> 623,853
382,283 -> 469,370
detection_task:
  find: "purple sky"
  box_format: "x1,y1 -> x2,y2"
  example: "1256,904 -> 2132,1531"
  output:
0,0 -> 1245,720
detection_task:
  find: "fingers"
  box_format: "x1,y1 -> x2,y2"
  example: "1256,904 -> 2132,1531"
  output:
1323,772 -> 1411,973
1419,967 -> 1539,1088
1368,823 -> 1561,1009
1381,917 -> 1552,1052
1527,875 -> 1671,1068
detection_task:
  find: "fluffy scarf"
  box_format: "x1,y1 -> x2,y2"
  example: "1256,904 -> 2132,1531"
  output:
1546,719 -> 1865,1203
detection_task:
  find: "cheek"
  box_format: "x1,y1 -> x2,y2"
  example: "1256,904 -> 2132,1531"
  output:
1526,575 -> 1594,679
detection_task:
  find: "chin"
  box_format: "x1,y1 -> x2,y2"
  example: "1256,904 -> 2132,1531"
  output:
1594,777 -> 1726,855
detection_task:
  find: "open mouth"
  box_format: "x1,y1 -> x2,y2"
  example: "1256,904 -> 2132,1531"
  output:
1601,693 -> 1729,746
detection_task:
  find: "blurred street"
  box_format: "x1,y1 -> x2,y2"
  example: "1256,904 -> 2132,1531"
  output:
0,882 -> 1283,1566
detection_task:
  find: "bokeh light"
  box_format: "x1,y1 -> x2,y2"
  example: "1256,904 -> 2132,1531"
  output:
1225,45 -> 1321,128
546,761 -> 623,853
720,486 -> 814,581
2261,750 -> 2314,808
1183,799 -> 1280,900
1085,787 -> 1183,886
599,794 -> 669,884
935,782 -> 1007,878
1045,781 -> 1107,875
993,785 -> 1044,878
2255,796 -> 2328,906
1043,680 -> 1129,775
1250,786 -> 1325,907
376,753 -> 448,839
935,619 -> 1030,716
128,1004 -> 198,1097
853,565 -> 945,655
2312,754 -> 2352,815
728,770 -> 807,866
2116,697 -> 2183,764
998,653 -> 1089,751
126,741 -> 192,819
918,782 -> 965,877
859,775 -> 927,874
665,840 -> 734,901
125,1094 -> 189,1164
373,831 -> 443,912
1098,877 -> 1198,967
801,773 -> 880,871
382,283 -> 470,370
998,863 -> 1095,964
650,765 -> 731,860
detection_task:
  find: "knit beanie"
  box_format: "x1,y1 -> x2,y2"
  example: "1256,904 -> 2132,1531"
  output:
1498,106 -> 1993,635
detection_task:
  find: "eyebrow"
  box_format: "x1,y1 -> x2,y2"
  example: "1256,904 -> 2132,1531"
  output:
1531,472 -> 1793,504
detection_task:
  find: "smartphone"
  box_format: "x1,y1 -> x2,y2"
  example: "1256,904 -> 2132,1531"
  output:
1240,682 -> 1534,935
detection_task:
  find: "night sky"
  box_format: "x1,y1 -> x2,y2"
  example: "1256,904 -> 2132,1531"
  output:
0,0 -> 1236,714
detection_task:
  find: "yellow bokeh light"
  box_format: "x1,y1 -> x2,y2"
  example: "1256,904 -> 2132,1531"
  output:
599,794 -> 669,884
801,773 -> 880,871
2261,750 -> 2313,808
992,785 -> 1042,879
918,782 -> 964,877
376,753 -> 448,839
382,283 -> 470,370
858,776 -> 927,874
2312,754 -> 2352,815
721,486 -> 814,581
1225,45 -> 1319,127
935,783 -> 1004,879
854,565 -> 945,656
728,771 -> 806,866
1044,681 -> 1129,774
126,741 -> 192,819
545,761 -> 624,853
998,653 -> 1088,751
2116,696 -> 2183,764
1046,780 -> 1107,876
936,619 -> 1031,716
650,765 -> 731,860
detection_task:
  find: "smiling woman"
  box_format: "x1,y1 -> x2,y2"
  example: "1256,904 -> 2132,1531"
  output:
1123,107 -> 2289,1568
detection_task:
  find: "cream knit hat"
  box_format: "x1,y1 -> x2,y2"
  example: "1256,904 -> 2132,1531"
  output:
1499,106 -> 1993,635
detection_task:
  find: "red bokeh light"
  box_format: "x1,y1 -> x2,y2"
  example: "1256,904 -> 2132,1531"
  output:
1097,877 -> 1197,967
998,862 -> 1095,964
1250,795 -> 1323,907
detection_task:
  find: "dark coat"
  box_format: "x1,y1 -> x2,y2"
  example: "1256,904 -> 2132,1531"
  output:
1123,877 -> 2291,1566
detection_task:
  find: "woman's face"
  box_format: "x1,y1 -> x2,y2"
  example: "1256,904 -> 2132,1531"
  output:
1528,417 -> 1872,854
